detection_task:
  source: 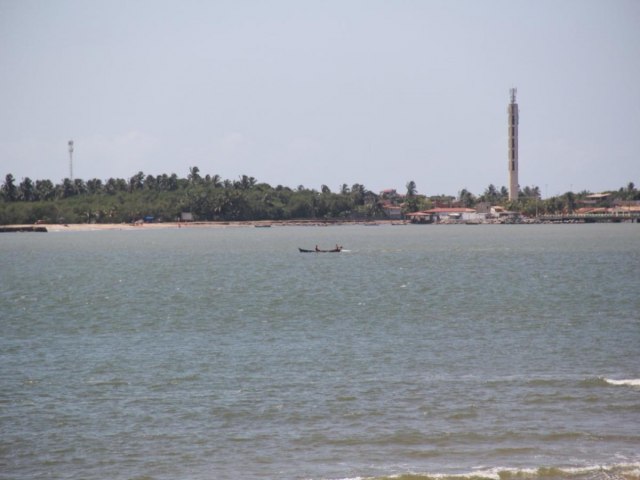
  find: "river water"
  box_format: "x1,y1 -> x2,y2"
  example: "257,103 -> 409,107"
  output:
1,224 -> 639,480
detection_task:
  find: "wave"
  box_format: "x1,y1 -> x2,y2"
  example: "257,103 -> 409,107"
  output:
576,376 -> 640,388
603,378 -> 640,388
522,393 -> 601,405
86,378 -> 130,387
330,462 -> 640,480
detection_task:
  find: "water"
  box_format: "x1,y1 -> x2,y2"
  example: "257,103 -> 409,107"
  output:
1,224 -> 639,480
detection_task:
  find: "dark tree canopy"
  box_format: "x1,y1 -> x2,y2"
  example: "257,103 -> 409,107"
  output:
1,167 -> 637,224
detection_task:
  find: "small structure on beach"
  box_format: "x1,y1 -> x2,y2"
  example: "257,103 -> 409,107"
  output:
405,211 -> 434,224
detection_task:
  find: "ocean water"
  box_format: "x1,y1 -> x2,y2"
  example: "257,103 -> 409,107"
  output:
1,224 -> 639,480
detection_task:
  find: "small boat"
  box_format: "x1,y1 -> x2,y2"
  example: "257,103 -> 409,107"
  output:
298,246 -> 342,253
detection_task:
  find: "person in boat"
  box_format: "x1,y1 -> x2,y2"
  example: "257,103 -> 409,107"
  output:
315,245 -> 319,252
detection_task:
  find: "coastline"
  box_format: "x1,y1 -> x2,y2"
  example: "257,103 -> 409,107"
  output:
2,216 -> 637,232
0,219 -> 408,232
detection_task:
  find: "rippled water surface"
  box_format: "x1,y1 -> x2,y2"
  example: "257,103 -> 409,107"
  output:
1,224 -> 639,480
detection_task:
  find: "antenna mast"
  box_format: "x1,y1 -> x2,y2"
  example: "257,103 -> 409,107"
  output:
68,140 -> 74,180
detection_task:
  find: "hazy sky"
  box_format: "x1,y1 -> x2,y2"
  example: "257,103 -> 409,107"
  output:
1,0 -> 639,197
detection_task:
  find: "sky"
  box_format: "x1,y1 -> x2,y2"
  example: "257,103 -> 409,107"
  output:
1,0 -> 639,198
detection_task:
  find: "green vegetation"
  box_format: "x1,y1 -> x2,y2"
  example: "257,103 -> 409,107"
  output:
498,182 -> 639,216
1,169 -> 638,224
0,170 -> 390,224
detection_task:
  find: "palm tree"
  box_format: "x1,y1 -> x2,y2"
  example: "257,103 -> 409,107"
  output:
129,171 -> 145,191
626,182 -> 636,200
406,180 -> 417,197
60,178 -> 76,198
35,179 -> 55,200
351,183 -> 366,205
105,178 -> 118,195
367,199 -> 385,218
210,174 -> 222,188
87,178 -> 104,194
563,191 -> 576,213
188,166 -> 201,185
483,184 -> 498,203
144,175 -> 157,190
116,178 -> 128,191
19,177 -> 35,201
459,188 -> 475,208
532,186 -> 541,199
167,174 -> 179,191
2,173 -> 17,201
73,178 -> 87,195
233,175 -> 255,190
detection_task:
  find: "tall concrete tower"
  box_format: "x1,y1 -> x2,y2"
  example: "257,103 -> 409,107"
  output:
507,88 -> 519,201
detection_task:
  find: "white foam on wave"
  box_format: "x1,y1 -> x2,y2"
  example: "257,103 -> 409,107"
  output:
324,477 -> 363,480
357,462 -> 640,480
560,463 -> 640,479
604,378 -> 640,387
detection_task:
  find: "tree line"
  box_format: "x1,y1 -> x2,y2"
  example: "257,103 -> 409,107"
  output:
1,167 -> 638,224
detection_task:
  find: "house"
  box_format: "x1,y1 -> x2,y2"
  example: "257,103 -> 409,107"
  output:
576,205 -> 640,215
406,207 -> 484,223
383,204 -> 403,220
380,188 -> 397,198
405,211 -> 434,224
585,193 -> 611,201
488,206 -> 520,220
424,207 -> 480,222
574,207 -> 608,215
613,205 -> 640,215
475,202 -> 492,214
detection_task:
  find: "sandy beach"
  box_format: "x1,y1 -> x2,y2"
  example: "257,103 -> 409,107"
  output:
1,219 -> 404,233
42,221 -> 254,232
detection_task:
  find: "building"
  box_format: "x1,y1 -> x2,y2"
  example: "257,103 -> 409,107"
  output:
508,88 -> 519,201
426,207 -> 479,222
383,204 -> 403,219
406,207 -> 481,224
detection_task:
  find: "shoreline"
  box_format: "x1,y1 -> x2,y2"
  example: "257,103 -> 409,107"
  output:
0,219 -> 408,233
2,217 -> 637,232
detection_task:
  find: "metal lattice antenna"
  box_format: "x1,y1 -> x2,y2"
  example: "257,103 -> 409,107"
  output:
68,140 -> 74,180
510,88 -> 517,104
